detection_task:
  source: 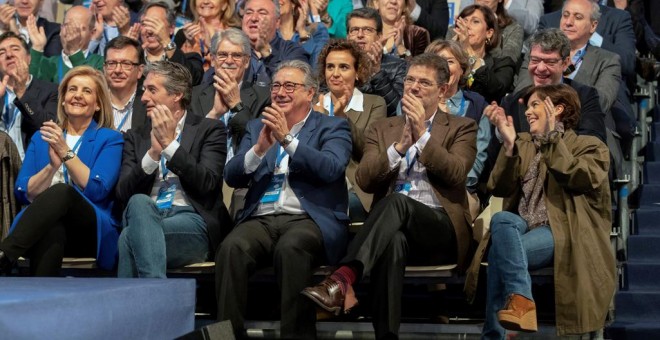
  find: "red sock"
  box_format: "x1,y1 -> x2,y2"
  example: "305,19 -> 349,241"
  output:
330,266 -> 357,295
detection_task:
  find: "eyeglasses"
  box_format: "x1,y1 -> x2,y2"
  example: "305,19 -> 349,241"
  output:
348,26 -> 378,36
271,82 -> 305,93
215,52 -> 246,61
403,76 -> 437,89
529,56 -> 562,67
104,60 -> 140,70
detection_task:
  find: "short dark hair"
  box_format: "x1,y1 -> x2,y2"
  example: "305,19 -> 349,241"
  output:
458,4 -> 500,53
316,39 -> 372,88
409,53 -> 450,85
346,8 -> 383,34
0,32 -> 29,53
139,1 -> 176,27
528,28 -> 571,60
523,84 -> 581,130
144,61 -> 193,109
105,36 -> 145,65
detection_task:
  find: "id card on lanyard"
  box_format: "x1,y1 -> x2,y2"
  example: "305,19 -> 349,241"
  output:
156,133 -> 182,209
62,131 -> 84,186
260,144 -> 289,204
394,121 -> 432,195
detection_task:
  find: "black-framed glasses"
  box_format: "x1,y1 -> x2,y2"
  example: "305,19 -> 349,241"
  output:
270,82 -> 306,93
403,76 -> 437,89
529,56 -> 562,67
104,60 -> 140,70
215,52 -> 246,61
348,26 -> 377,36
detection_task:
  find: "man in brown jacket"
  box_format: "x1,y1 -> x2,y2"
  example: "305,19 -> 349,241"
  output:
302,53 -> 477,339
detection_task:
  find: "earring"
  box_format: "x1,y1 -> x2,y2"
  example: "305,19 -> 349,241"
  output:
486,37 -> 491,46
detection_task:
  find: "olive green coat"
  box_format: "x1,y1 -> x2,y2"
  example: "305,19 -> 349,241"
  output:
467,130 -> 616,335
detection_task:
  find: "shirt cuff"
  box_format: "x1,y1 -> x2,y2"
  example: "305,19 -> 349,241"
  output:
244,146 -> 264,174
415,130 -> 431,151
284,138 -> 299,157
141,151 -> 159,174
410,4 -> 421,22
387,143 -> 403,170
495,128 -> 504,142
162,140 -> 180,161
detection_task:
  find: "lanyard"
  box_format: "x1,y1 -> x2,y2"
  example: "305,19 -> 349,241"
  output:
62,131 -> 84,185
403,122 -> 432,177
448,95 -> 466,116
329,98 -> 334,117
200,38 -> 205,56
160,133 -> 183,180
3,94 -> 18,130
116,110 -> 131,131
275,132 -> 300,168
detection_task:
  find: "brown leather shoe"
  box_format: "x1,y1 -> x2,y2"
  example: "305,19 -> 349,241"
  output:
301,277 -> 345,316
497,294 -> 538,332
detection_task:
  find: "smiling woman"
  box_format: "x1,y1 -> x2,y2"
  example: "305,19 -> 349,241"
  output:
0,66 -> 124,277
175,0 -> 241,70
314,39 -> 386,214
476,83 -> 614,337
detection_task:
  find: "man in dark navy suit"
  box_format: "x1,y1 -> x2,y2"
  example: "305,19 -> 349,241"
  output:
216,59 -> 352,339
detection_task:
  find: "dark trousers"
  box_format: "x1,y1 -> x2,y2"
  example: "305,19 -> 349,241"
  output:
342,193 -> 457,339
215,214 -> 325,339
0,183 -> 96,276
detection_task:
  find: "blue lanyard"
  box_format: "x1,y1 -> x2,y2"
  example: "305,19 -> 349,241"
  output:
275,132 -> 299,168
160,133 -> 183,180
329,98 -> 334,117
62,131 -> 84,185
116,110 -> 131,131
3,94 -> 18,130
403,122 -> 432,177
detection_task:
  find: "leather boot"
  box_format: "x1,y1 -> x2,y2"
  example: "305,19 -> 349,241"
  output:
0,250 -> 14,275
497,293 -> 538,332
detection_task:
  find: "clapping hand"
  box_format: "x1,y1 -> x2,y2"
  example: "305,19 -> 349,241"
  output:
483,101 -> 516,155
401,93 -> 426,142
26,15 -> 46,52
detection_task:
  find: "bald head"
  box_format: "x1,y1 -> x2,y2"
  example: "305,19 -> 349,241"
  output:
62,6 -> 97,53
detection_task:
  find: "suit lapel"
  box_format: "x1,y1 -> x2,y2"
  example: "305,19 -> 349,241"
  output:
199,85 -> 215,117
296,110 -> 319,149
179,112 -> 199,153
573,47 -> 596,85
430,111 -> 451,146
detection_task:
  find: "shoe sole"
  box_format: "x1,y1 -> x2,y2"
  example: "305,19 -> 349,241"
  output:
300,290 -> 342,316
497,310 -> 538,332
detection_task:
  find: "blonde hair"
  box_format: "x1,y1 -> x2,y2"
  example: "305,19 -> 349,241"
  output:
190,0 -> 241,27
57,66 -> 114,130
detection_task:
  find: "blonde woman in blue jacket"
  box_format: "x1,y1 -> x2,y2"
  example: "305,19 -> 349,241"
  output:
0,66 -> 123,276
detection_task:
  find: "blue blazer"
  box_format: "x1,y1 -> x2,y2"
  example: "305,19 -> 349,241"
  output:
224,111 -> 352,264
13,120 -> 124,270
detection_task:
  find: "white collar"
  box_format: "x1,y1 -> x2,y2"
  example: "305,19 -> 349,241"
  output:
321,88 -> 364,114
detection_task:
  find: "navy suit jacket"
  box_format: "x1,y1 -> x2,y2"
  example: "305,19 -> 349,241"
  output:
224,111 -> 352,264
538,5 -> 636,84
3,78 -> 58,151
13,120 -> 124,270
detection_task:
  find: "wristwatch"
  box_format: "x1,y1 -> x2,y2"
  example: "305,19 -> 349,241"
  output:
280,134 -> 294,147
165,41 -> 176,51
61,149 -> 75,163
398,49 -> 411,58
230,102 -> 245,112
